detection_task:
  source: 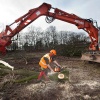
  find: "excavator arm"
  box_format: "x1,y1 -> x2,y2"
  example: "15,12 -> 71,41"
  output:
0,3 -> 99,55
47,8 -> 99,51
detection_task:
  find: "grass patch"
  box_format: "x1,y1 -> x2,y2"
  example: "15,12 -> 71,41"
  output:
0,65 -> 12,77
0,65 -> 39,83
0,64 -> 11,70
14,74 -> 38,83
14,69 -> 39,77
0,70 -> 8,76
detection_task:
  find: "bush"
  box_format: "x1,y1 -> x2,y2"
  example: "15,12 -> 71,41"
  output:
55,44 -> 86,57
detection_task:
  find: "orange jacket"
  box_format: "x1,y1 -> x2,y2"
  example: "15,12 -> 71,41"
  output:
39,53 -> 52,69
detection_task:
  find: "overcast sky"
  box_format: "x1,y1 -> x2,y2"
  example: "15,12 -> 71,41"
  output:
0,0 -> 100,33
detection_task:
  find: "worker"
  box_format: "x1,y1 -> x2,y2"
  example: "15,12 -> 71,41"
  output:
38,49 -> 62,81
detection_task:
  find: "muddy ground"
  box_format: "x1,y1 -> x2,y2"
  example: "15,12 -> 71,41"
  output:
0,52 -> 100,100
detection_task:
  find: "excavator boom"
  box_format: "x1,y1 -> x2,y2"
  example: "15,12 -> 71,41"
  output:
0,3 -> 99,62
0,3 -> 51,54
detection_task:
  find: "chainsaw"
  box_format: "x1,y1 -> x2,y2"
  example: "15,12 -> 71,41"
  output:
54,66 -> 65,79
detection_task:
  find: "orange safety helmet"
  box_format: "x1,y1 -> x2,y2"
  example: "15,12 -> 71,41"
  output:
50,49 -> 57,55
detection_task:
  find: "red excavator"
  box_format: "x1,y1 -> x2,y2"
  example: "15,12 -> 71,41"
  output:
0,3 -> 100,62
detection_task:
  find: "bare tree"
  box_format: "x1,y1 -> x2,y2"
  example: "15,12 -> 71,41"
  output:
58,31 -> 68,44
46,26 -> 58,48
43,29 -> 51,48
27,26 -> 36,46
